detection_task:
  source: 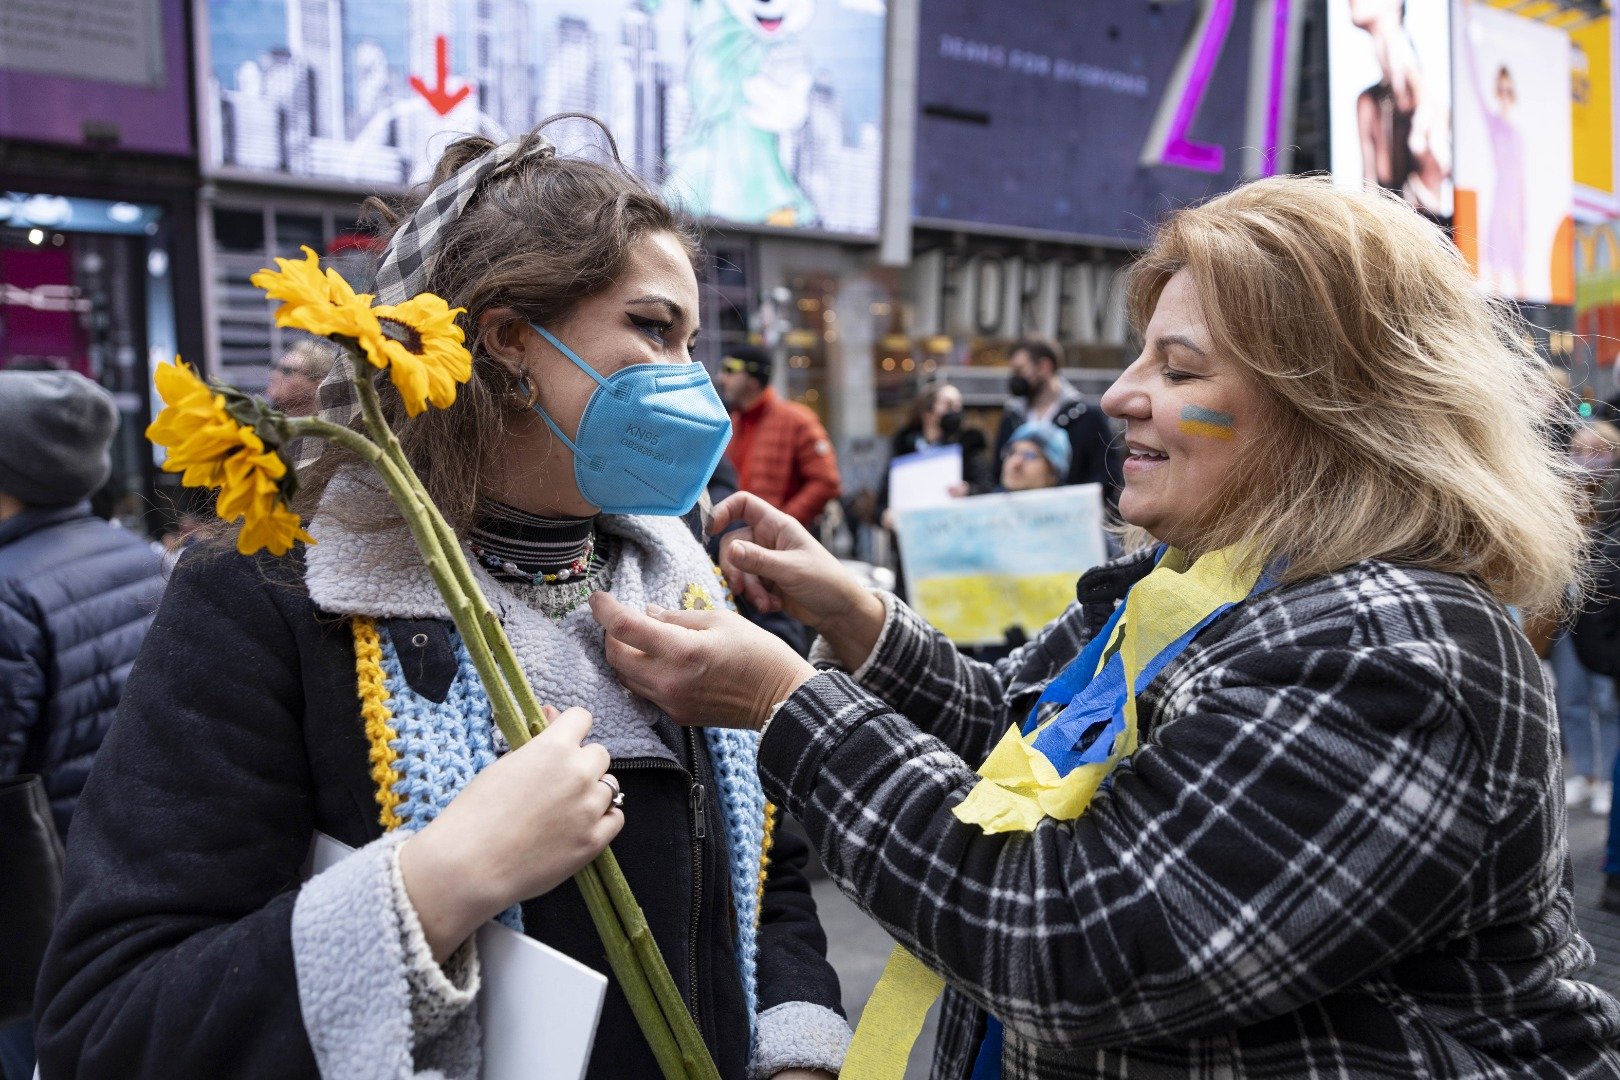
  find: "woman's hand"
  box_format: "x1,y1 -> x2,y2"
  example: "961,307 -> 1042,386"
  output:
398,707 -> 622,962
710,491 -> 886,670
589,592 -> 817,730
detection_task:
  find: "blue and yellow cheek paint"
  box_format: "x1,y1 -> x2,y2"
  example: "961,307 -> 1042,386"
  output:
1178,405 -> 1235,440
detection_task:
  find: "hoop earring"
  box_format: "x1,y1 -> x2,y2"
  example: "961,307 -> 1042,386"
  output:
509,375 -> 541,410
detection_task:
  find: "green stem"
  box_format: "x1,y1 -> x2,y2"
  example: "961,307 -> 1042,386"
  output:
292,419 -> 526,743
595,847 -> 721,1080
325,380 -> 533,752
575,863 -> 695,1080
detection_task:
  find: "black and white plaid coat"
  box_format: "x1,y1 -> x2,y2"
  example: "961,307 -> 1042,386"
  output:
759,550 -> 1620,1078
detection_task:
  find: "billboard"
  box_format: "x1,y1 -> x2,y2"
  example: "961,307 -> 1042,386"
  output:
1452,0 -> 1574,304
1327,0 -> 1453,220
911,0 -> 1295,245
202,0 -> 885,236
0,0 -> 192,155
1572,15 -> 1616,221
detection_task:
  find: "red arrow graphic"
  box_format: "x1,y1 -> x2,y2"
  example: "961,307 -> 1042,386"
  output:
410,35 -> 471,117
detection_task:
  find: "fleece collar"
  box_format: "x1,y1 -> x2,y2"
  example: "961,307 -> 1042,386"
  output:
304,472 -> 725,763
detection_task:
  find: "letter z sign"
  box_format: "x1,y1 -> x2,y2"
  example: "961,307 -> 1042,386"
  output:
1139,0 -> 1293,177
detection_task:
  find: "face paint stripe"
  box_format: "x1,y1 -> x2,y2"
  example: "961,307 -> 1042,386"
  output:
1178,419 -> 1236,441
1178,405 -> 1236,440
1180,404 -> 1234,426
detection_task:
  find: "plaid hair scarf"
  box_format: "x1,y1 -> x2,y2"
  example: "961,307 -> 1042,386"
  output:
296,136 -> 553,468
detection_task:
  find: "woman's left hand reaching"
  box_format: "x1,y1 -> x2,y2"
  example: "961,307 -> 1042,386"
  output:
590,592 -> 816,730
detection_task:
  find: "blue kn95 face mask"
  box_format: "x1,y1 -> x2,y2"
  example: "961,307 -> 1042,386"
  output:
525,323 -> 732,516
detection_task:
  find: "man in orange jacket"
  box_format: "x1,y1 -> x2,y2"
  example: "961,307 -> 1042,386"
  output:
718,346 -> 842,527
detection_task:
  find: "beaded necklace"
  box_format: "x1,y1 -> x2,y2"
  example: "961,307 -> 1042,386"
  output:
468,531 -> 595,584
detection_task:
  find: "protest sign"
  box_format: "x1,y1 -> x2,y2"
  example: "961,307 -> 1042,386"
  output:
894,484 -> 1107,646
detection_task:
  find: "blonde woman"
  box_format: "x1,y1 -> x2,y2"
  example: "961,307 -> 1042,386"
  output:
594,175 -> 1620,1077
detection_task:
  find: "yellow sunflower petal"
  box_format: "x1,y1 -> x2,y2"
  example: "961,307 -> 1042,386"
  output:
236,497 -> 314,557
249,247 -> 331,323
217,448 -> 287,521
147,361 -> 254,484
250,246 -> 383,339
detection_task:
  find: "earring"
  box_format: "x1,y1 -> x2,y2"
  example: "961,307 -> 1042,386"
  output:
509,375 -> 541,410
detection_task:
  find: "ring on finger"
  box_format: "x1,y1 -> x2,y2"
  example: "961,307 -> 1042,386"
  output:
598,774 -> 624,811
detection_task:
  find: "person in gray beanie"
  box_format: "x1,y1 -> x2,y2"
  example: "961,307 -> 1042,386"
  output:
0,370 -> 118,507
0,369 -> 164,1080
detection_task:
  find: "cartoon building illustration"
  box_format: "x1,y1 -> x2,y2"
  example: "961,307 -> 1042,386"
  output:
206,0 -> 884,233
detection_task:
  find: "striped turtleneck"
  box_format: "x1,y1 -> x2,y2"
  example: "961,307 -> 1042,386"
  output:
468,502 -> 597,584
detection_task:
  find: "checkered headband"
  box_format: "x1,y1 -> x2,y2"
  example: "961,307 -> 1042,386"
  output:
296,135 -> 553,469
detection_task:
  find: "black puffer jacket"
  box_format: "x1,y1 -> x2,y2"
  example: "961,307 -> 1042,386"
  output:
0,503 -> 164,836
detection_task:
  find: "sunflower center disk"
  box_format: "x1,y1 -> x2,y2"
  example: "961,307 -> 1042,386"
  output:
378,316 -> 425,355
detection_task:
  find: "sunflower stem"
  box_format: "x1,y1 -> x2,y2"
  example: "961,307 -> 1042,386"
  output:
574,863 -> 695,1080
292,417 -> 527,748
341,375 -> 533,752
595,846 -> 721,1080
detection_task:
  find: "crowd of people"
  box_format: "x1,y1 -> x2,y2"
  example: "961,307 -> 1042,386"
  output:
5,120 -> 1620,1080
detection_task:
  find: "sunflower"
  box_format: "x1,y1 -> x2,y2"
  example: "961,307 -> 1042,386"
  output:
248,246 -> 377,340
146,359 -> 314,557
365,294 -> 471,416
146,360 -> 261,488
249,248 -> 471,417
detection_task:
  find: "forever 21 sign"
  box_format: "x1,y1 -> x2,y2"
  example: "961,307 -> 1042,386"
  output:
912,250 -> 1130,347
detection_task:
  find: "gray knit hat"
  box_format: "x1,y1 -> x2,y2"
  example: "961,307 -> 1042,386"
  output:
0,370 -> 118,506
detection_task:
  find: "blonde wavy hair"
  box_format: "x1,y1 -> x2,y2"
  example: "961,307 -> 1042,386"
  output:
1126,175 -> 1585,618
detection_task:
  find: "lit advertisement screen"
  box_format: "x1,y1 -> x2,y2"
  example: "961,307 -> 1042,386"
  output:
1452,0 -> 1573,304
1327,0 -> 1453,221
912,0 -> 1287,245
202,0 -> 886,236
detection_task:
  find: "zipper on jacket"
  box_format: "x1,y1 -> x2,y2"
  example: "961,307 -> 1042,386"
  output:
690,778 -> 708,839
609,743 -> 707,1038
684,726 -> 707,1040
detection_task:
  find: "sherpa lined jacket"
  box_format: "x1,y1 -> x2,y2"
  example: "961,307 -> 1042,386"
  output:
761,549 -> 1620,1078
35,545 -> 845,1080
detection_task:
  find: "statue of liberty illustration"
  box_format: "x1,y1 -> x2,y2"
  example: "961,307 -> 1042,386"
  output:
665,0 -> 820,227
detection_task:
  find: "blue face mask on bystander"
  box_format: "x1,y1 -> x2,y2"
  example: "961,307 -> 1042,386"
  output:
525,323 -> 732,516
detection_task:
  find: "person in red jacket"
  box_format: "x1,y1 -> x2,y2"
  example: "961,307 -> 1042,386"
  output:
718,345 -> 842,527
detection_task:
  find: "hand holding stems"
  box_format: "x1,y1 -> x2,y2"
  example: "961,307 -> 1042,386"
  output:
710,492 -> 887,672
400,707 -> 622,963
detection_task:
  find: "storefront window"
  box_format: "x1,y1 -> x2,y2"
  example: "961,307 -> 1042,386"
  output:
0,193 -> 176,532
776,272 -> 837,424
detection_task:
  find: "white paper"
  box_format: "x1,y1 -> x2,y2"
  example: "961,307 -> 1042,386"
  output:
306,833 -> 607,1080
888,444 -> 964,513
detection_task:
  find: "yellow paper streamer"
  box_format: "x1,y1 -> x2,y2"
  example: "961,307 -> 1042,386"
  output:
843,547 -> 1261,1079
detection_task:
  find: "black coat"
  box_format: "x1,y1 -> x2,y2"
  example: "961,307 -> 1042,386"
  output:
0,503 -> 165,837
35,546 -> 839,1080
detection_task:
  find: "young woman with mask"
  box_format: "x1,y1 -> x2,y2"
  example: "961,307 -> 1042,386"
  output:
33,123 -> 849,1080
